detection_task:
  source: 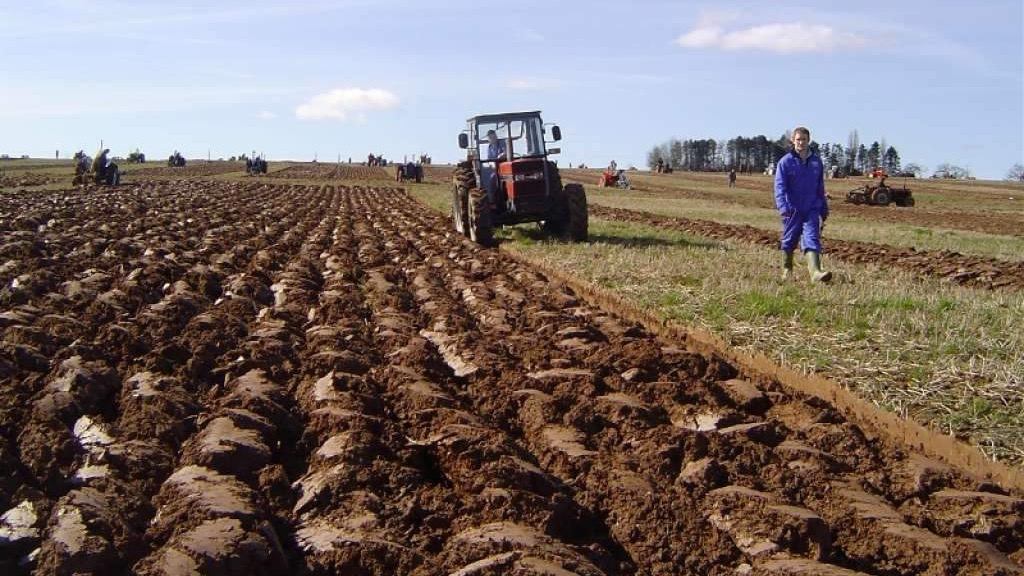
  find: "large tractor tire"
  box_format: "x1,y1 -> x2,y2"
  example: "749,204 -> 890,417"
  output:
564,183 -> 588,241
451,162 -> 475,236
451,186 -> 468,235
872,187 -> 891,206
467,188 -> 493,246
541,161 -> 568,236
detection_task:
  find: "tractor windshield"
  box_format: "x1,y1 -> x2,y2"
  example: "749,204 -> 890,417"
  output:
476,116 -> 546,161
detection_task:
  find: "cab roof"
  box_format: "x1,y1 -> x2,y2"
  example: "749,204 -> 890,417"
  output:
467,111 -> 543,124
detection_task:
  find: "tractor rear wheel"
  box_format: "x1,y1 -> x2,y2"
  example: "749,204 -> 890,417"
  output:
872,187 -> 891,206
467,188 -> 493,246
564,183 -> 588,241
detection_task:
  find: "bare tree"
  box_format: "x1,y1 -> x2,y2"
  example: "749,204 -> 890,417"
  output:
902,162 -> 926,178
933,163 -> 968,179
846,130 -> 859,173
1007,163 -> 1024,182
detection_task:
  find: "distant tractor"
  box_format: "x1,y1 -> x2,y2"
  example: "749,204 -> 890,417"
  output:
452,110 -> 587,245
167,151 -> 186,167
72,150 -> 120,186
128,149 -> 146,163
598,169 -> 630,189
395,161 -> 423,183
845,176 -> 915,207
246,156 -> 268,175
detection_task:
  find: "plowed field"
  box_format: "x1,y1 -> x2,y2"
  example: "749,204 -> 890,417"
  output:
266,164 -> 391,181
1,183 -> 1022,575
129,162 -> 246,180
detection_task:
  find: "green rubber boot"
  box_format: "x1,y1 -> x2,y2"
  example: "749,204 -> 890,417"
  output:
782,251 -> 794,281
806,250 -> 832,283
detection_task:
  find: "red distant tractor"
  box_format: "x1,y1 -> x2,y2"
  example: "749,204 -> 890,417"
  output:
598,169 -> 630,189
452,110 -> 587,245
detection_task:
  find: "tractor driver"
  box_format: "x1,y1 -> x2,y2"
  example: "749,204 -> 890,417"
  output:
91,148 -> 110,183
486,129 -> 506,161
482,129 -> 507,204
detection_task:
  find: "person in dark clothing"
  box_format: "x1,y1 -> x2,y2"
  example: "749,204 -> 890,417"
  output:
91,148 -> 110,184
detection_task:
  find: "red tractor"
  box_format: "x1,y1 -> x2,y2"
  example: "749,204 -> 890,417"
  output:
452,111 -> 587,245
598,169 -> 630,189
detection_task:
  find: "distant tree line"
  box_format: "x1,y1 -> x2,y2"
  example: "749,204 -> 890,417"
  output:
646,130 -> 910,176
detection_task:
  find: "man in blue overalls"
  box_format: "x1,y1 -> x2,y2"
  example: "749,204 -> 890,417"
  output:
774,126 -> 832,283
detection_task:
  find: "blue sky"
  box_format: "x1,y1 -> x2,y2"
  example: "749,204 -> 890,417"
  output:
2,0 -> 1021,179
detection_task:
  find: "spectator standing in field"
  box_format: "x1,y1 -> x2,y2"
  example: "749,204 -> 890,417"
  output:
728,168 -> 737,187
774,126 -> 831,283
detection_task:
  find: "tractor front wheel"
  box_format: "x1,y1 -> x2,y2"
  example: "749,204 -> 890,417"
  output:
467,188 -> 493,246
451,185 -> 468,235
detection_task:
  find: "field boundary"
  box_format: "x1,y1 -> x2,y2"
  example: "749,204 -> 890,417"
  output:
503,244 -> 1024,492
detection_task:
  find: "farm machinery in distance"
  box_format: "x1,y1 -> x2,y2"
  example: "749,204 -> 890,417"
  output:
598,168 -> 630,189
845,170 -> 915,207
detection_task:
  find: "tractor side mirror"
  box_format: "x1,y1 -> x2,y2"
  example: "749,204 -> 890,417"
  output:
458,133 -> 469,149
551,126 -> 561,141
548,147 -> 561,155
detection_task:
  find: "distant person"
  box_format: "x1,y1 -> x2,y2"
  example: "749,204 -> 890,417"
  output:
655,158 -> 664,173
486,129 -> 506,160
91,148 -> 110,183
608,159 -> 617,172
774,126 -> 831,283
728,168 -> 737,187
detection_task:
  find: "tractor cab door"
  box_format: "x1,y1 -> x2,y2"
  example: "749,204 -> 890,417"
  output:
474,117 -> 546,203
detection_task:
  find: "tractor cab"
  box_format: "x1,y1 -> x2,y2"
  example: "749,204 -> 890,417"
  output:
452,110 -> 585,245
457,112 -> 561,212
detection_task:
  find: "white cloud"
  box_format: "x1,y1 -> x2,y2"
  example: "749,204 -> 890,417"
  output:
676,21 -> 866,54
295,88 -> 399,121
258,110 -> 276,119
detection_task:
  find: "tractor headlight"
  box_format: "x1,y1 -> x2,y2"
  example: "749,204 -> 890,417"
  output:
513,172 -> 545,182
